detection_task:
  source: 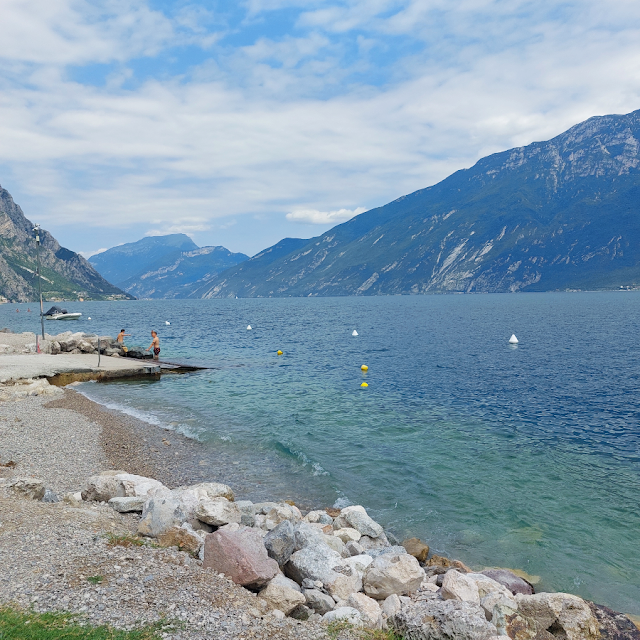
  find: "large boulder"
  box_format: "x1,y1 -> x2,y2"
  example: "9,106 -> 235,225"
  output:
346,593 -> 383,629
402,537 -> 430,562
389,599 -> 499,640
176,481 -> 234,502
285,545 -> 361,600
7,477 -> 45,500
138,491 -> 188,537
82,471 -> 165,502
195,497 -> 241,526
481,569 -> 535,596
157,525 -> 203,555
264,520 -> 295,566
441,570 -> 480,603
363,553 -> 425,600
466,573 -> 513,599
259,576 -> 306,614
303,510 -> 333,525
588,602 -> 640,640
203,526 -> 278,589
516,592 -> 600,640
265,504 -> 302,530
333,505 -> 384,538
108,496 -> 146,513
359,532 -> 391,551
293,522 -> 327,551
304,589 -> 335,615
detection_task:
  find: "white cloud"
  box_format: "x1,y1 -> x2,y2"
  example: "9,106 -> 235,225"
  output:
0,0 -> 639,256
287,207 -> 366,224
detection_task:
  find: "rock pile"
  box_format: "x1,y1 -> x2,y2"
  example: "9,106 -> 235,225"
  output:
40,331 -> 126,357
71,470 -> 640,639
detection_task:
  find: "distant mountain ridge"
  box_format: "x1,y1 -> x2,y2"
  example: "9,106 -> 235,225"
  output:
0,186 -> 130,302
192,108 -> 640,297
90,234 -> 248,299
89,234 -> 199,285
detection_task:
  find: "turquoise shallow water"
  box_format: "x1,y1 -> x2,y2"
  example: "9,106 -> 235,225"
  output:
2,292 -> 640,614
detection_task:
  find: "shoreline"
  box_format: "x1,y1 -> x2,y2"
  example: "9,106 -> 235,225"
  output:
1,349 -> 639,637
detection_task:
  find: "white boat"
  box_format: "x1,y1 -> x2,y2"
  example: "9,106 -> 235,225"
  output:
44,305 -> 82,321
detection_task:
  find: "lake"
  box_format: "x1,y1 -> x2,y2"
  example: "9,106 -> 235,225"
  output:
2,292 -> 639,614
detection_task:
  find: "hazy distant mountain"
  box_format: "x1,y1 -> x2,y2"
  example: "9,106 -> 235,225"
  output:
0,185 -> 130,303
193,109 -> 640,297
188,237 -> 310,298
119,245 -> 249,299
89,234 -> 198,286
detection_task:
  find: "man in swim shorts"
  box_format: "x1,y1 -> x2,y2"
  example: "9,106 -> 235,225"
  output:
146,330 -> 160,360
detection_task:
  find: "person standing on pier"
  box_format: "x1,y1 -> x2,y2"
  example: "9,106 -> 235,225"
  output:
146,330 -> 160,360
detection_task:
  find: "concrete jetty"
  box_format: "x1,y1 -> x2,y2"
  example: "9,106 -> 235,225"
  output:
0,353 -> 161,385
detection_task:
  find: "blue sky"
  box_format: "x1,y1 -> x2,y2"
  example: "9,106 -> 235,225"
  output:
1,0 -> 639,258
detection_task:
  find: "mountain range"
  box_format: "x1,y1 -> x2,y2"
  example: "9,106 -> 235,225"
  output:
191,108 -> 640,297
89,235 -> 248,299
0,186 -> 130,303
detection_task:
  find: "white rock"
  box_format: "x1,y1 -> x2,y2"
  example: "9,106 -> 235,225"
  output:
303,510 -> 333,525
441,570 -> 480,604
108,496 -> 146,512
259,579 -> 306,614
381,594 -> 402,618
138,490 -> 188,537
285,545 -> 361,601
346,593 -> 383,629
334,527 -> 361,543
265,504 -> 302,530
323,607 -> 362,625
177,481 -> 235,501
323,534 -> 345,555
63,491 -> 83,507
466,573 -> 513,599
515,592 -> 600,640
363,553 -> 425,600
333,505 -> 384,538
196,497 -> 242,526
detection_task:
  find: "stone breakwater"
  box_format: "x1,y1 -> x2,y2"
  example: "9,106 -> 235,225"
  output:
0,329 -> 127,358
5,469 -> 638,640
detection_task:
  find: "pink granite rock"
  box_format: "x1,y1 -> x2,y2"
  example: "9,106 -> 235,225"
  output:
203,526 -> 278,589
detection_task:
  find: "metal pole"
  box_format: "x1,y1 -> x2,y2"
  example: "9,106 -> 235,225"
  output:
33,224 -> 45,340
98,337 -> 101,367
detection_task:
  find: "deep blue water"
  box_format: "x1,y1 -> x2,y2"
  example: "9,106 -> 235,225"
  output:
2,292 -> 640,614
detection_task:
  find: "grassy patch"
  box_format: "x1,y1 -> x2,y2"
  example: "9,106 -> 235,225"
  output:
86,576 -> 104,585
105,533 -> 145,548
326,620 -> 403,640
0,606 -> 172,639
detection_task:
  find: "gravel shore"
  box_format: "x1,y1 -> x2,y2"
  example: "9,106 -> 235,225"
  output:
0,390 -> 344,639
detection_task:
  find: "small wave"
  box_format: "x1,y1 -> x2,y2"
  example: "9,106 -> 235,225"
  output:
75,386 -> 202,441
275,441 -> 330,476
333,496 -> 352,509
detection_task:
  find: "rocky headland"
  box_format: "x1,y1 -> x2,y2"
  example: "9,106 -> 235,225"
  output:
0,339 -> 639,639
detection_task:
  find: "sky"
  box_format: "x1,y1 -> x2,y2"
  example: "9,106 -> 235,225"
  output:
1,0 -> 640,258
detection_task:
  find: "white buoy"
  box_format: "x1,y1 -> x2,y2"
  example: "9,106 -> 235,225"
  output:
87,317 -> 91,320
165,321 -> 171,325
247,325 -> 252,330
352,330 -> 358,336
509,334 -> 519,344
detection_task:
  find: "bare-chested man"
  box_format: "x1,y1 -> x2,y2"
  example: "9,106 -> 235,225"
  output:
116,329 -> 130,343
146,330 -> 160,360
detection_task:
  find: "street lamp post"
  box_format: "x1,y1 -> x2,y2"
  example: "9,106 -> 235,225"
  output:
33,224 -> 45,340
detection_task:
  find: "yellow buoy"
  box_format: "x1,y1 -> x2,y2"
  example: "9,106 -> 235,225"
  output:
277,350 -> 283,355
361,365 -> 368,371
360,382 -> 368,387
